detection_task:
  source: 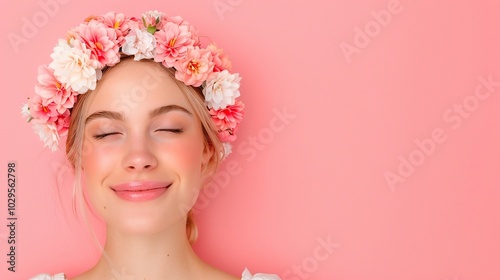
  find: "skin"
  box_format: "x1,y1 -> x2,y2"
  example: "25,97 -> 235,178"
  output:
72,59 -> 238,280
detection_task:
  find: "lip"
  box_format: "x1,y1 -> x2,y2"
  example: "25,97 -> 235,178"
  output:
110,181 -> 172,202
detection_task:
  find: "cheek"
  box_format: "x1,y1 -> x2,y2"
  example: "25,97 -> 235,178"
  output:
81,139 -> 116,186
168,136 -> 206,173
165,136 -> 206,211
81,140 -> 117,215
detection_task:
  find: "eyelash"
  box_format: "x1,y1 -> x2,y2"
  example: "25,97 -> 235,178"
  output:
156,128 -> 184,134
93,132 -> 120,140
92,129 -> 183,140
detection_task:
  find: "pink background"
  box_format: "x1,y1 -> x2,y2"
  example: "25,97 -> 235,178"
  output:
1,0 -> 499,279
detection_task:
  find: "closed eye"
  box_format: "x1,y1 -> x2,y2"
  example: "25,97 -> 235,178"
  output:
93,132 -> 121,140
156,128 -> 183,134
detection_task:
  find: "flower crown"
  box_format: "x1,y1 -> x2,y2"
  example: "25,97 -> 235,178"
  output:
21,10 -> 243,159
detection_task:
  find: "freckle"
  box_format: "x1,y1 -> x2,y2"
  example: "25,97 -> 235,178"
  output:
104,206 -> 106,210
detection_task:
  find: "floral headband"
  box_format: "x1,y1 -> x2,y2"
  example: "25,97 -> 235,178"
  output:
21,10 -> 243,159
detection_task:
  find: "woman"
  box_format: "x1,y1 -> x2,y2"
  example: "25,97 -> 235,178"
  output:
24,10 -> 280,280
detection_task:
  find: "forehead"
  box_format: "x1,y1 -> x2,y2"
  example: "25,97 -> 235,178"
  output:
84,60 -> 193,117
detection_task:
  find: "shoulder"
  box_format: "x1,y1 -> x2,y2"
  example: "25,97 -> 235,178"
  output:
29,273 -> 66,280
28,269 -> 281,280
241,268 -> 281,280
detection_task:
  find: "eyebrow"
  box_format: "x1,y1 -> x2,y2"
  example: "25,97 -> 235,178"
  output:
85,105 -> 192,125
85,110 -> 123,124
149,105 -> 192,119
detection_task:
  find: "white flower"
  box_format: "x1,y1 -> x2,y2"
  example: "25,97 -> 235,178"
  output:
49,39 -> 102,94
122,29 -> 156,60
32,121 -> 59,152
21,103 -> 31,121
221,142 -> 232,160
203,70 -> 241,110
241,268 -> 281,280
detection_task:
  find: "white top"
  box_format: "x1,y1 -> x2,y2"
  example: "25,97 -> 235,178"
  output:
30,268 -> 281,280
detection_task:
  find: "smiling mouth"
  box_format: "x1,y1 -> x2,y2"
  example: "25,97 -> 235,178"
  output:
111,181 -> 172,191
110,182 -> 172,202
111,184 -> 172,192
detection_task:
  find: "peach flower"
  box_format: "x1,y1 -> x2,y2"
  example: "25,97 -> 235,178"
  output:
174,47 -> 214,87
49,39 -> 102,94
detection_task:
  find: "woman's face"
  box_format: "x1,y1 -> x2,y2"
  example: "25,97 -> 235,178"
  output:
81,60 -> 211,234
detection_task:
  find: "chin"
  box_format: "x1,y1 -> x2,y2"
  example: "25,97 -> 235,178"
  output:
105,207 -> 189,235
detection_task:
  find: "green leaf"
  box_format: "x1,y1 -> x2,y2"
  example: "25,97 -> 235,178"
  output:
147,26 -> 157,34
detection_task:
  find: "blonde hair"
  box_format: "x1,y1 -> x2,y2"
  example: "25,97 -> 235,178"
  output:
65,58 -> 223,244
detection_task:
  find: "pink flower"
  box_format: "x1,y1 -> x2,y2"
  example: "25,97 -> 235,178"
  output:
100,12 -> 133,44
154,22 -> 195,67
162,16 -> 200,46
174,47 -> 214,87
28,95 -> 71,151
209,101 -> 244,142
34,65 -> 77,113
54,109 -> 71,138
28,95 -> 59,123
217,126 -> 238,142
76,20 -> 120,67
207,43 -> 232,72
51,90 -> 77,114
209,100 -> 244,130
142,10 -> 163,33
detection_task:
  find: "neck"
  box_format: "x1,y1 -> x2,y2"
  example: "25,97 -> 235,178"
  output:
90,220 -> 203,279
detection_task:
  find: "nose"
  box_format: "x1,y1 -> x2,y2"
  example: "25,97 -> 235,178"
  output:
122,138 -> 158,172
